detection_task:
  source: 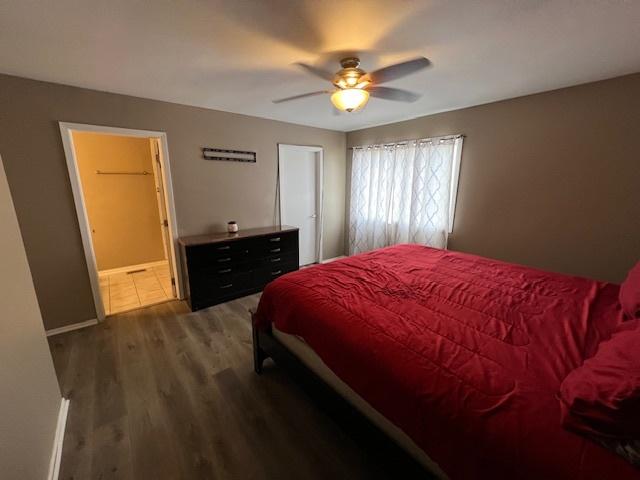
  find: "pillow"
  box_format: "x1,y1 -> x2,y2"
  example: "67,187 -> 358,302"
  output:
620,261 -> 640,320
559,320 -> 640,441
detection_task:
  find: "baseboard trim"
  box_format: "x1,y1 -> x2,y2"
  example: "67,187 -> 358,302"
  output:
98,259 -> 167,277
46,318 -> 98,337
48,398 -> 70,480
321,256 -> 346,264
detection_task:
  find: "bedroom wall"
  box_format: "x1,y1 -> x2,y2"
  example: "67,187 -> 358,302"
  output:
73,132 -> 166,271
347,73 -> 640,283
0,74 -> 346,330
0,154 -> 62,480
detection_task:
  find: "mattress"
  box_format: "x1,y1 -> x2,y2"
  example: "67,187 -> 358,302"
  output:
256,244 -> 637,479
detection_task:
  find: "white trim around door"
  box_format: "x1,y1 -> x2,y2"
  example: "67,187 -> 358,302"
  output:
277,144 -> 324,264
59,122 -> 183,322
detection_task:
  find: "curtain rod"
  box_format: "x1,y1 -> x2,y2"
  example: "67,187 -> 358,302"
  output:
348,134 -> 465,150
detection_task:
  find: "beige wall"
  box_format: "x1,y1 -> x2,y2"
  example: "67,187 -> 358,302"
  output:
2,72 -> 637,330
73,132 -> 165,271
347,73 -> 640,283
0,74 -> 346,330
0,155 -> 62,480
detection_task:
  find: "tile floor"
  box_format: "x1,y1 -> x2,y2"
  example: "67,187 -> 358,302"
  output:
99,262 -> 174,315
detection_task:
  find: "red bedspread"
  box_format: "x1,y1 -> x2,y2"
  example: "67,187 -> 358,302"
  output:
255,245 -> 638,479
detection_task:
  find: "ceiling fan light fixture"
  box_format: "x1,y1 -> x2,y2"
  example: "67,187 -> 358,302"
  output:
279,56 -> 429,112
331,88 -> 369,112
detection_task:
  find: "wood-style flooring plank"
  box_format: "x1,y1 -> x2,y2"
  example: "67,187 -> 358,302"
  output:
91,320 -> 132,479
141,306 -> 218,479
49,294 -> 414,480
55,327 -> 99,480
118,308 -> 182,480
166,303 -> 264,479
48,332 -> 72,382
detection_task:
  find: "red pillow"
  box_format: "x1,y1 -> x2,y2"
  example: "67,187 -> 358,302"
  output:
620,261 -> 640,320
560,320 -> 640,440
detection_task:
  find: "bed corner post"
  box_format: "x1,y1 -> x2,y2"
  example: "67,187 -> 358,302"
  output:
250,310 -> 268,374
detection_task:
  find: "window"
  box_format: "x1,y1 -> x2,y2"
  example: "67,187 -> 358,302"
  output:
349,135 -> 464,255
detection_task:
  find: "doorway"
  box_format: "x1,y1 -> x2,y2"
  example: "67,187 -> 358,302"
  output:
60,123 -> 182,320
278,144 -> 323,266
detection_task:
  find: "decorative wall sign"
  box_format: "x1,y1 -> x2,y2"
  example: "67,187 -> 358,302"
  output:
202,147 -> 256,163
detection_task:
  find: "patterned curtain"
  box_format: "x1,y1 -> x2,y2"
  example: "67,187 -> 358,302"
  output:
349,136 -> 463,255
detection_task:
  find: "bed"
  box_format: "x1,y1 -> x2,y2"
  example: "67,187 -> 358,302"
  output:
253,244 -> 638,479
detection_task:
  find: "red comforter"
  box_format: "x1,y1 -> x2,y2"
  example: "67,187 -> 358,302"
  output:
255,245 -> 637,479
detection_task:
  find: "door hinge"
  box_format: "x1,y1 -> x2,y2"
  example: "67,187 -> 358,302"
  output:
163,219 -> 169,227
171,278 -> 176,285
155,153 -> 161,163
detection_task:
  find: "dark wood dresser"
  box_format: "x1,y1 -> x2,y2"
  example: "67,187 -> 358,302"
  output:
179,226 -> 299,311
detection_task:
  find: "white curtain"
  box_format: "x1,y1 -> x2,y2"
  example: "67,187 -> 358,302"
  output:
349,136 -> 463,255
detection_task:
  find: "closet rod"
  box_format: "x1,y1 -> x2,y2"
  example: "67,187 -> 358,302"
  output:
95,170 -> 150,176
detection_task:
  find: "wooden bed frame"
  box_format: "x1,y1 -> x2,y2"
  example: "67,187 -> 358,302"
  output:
251,312 -> 434,479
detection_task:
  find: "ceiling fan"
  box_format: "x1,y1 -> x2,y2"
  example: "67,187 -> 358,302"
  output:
273,56 -> 431,113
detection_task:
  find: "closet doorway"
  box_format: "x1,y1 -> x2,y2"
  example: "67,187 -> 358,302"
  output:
278,144 -> 323,266
60,123 -> 182,320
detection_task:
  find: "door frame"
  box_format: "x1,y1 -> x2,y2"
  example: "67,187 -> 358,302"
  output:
277,144 -> 324,264
59,122 -> 183,321
149,138 -> 176,297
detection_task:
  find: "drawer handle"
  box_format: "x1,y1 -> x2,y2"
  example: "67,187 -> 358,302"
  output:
218,268 -> 232,274
271,270 -> 282,276
217,257 -> 231,263
270,248 -> 281,253
269,237 -> 281,242
220,283 -> 233,289
270,257 -> 281,263
217,245 -> 231,251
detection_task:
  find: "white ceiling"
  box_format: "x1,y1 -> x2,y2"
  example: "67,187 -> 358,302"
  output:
1,0 -> 639,132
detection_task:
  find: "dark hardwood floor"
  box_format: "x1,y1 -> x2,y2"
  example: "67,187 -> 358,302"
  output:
48,294 -> 411,479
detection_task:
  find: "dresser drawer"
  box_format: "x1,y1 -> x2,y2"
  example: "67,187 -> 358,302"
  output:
256,261 -> 298,285
187,243 -> 251,270
191,270 -> 253,301
253,232 -> 298,257
203,264 -> 243,276
260,251 -> 298,268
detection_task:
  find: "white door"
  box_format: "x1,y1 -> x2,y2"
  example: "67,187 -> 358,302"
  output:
278,145 -> 322,266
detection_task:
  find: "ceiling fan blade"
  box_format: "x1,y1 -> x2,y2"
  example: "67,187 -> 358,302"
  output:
294,62 -> 335,82
368,86 -> 421,102
364,57 -> 431,85
272,90 -> 331,104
